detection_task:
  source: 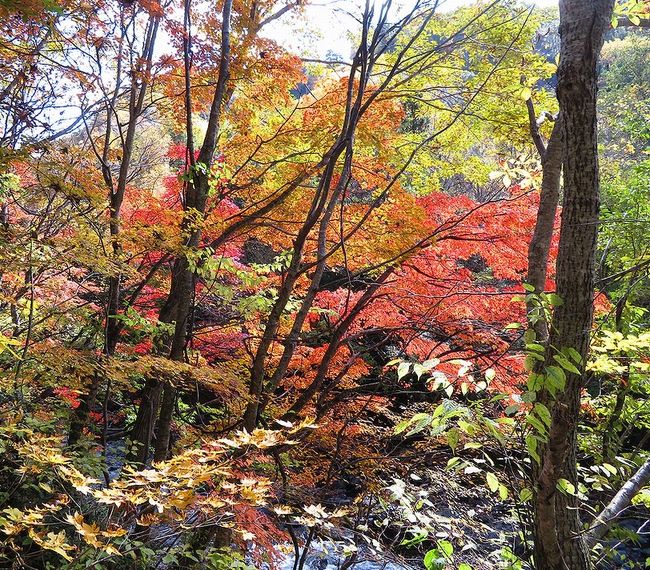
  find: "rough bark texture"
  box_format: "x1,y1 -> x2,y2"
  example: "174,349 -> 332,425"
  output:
526,110 -> 562,342
128,377 -> 163,466
532,2 -> 614,569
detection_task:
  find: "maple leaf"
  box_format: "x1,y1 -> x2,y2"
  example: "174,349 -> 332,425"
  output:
29,529 -> 75,561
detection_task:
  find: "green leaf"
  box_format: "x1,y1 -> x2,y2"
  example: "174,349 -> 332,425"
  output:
394,420 -> 410,435
447,457 -> 461,469
519,488 -> 533,502
521,390 -> 537,403
486,472 -> 499,493
438,540 -> 453,559
553,354 -> 581,375
557,479 -> 576,495
447,428 -> 460,453
565,347 -> 582,365
401,530 -> 428,547
526,434 -> 540,463
602,463 -> 618,476
524,328 -> 536,344
397,362 -> 411,380
505,404 -> 521,416
522,283 -> 536,292
526,414 -> 547,436
432,403 -> 446,419
406,413 -> 432,436
533,403 -> 552,428
546,293 -> 563,306
545,366 -> 566,391
423,549 -> 445,570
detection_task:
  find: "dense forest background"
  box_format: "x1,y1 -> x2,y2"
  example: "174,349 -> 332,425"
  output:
0,0 -> 648,569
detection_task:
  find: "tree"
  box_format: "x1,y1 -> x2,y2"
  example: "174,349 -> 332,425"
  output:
532,1 -> 615,568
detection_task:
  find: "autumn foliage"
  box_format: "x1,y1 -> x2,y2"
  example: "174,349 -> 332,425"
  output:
1,0 -> 640,568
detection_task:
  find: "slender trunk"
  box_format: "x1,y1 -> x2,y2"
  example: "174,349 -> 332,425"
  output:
69,13 -> 160,447
587,458 -> 650,545
133,0 -> 233,464
602,295 -> 630,459
105,14 -> 160,355
532,2 -> 614,569
602,375 -> 628,459
526,115 -> 563,341
242,150 -> 349,430
287,266 -> 394,418
243,40 -> 371,431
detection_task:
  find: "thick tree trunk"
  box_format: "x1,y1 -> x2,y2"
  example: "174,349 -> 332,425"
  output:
153,381 -> 176,462
531,2 -> 614,569
127,377 -> 163,466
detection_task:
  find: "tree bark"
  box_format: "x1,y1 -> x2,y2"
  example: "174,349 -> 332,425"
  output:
532,2 -> 615,569
526,109 -> 562,343
587,458 -> 650,546
127,376 -> 163,466
527,112 -> 563,296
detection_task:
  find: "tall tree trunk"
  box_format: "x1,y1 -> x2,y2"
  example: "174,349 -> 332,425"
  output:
129,0 -> 233,465
69,12 -> 160,447
532,2 -> 614,569
526,110 -> 562,328
526,111 -> 562,341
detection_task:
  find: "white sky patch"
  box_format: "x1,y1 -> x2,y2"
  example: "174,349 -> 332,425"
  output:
261,0 -> 559,59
